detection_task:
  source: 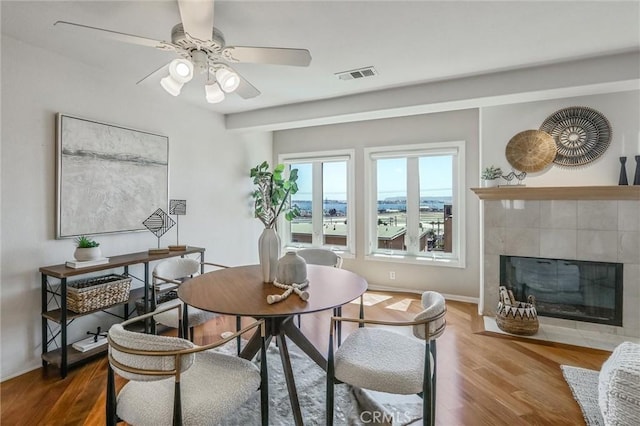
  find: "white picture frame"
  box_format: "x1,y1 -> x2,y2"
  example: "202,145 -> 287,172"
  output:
56,114 -> 169,238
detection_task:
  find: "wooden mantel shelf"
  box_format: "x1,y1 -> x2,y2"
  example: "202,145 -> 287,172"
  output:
471,185 -> 640,200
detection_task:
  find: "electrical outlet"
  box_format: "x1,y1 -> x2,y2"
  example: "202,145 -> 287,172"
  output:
389,271 -> 396,280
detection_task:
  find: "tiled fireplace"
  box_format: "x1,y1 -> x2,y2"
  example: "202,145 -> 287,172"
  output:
480,193 -> 640,339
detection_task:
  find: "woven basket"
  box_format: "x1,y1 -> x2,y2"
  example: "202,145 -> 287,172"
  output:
135,290 -> 178,316
496,286 -> 539,336
67,274 -> 132,314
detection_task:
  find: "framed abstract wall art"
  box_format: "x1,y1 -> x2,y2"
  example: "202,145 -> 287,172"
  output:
56,114 -> 168,238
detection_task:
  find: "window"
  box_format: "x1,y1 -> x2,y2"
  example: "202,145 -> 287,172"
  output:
279,150 -> 355,254
365,141 -> 465,267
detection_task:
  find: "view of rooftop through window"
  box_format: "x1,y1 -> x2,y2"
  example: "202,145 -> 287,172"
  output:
289,155 -> 453,253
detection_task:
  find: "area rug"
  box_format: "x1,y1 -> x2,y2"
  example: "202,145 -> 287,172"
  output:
217,340 -> 422,425
561,365 -> 604,426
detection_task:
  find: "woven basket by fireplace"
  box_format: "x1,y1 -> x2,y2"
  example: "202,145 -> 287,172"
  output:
496,286 -> 539,336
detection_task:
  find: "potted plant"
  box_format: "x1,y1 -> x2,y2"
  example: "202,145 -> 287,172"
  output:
481,166 -> 503,187
250,161 -> 300,282
73,235 -> 102,261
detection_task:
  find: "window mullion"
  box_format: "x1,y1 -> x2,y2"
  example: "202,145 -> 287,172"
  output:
406,158 -> 420,254
311,162 -> 323,246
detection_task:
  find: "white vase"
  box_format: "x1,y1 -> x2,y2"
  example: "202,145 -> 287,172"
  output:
258,228 -> 280,283
74,246 -> 102,261
482,179 -> 498,188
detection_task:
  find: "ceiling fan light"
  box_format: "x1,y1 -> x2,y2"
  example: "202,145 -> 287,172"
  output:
160,75 -> 183,96
205,83 -> 225,103
168,58 -> 194,84
215,68 -> 240,93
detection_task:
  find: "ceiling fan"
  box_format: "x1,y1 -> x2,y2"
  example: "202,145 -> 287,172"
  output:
54,0 -> 312,103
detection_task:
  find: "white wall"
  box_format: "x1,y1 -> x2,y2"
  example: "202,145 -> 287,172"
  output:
274,109 -> 481,298
481,91 -> 640,186
0,36 -> 271,380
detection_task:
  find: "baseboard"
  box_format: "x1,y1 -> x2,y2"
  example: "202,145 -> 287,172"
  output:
366,284 -> 479,304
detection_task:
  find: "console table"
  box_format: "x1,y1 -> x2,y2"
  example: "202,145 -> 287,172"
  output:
40,246 -> 205,378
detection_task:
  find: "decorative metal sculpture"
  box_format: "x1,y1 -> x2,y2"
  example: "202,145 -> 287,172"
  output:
168,199 -> 187,251
143,208 -> 175,254
540,106 -> 612,167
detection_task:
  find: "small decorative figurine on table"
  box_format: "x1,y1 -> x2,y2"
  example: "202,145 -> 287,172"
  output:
143,208 -> 175,254
168,199 -> 187,251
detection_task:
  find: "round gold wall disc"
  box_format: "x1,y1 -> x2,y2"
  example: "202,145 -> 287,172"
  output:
505,130 -> 556,173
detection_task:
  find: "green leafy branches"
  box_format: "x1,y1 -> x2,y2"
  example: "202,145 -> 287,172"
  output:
481,165 -> 503,180
74,235 -> 100,248
250,161 -> 300,228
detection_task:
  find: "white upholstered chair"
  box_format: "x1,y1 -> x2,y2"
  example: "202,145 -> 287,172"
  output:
151,258 -> 229,342
295,248 -> 360,344
106,304 -> 268,426
326,291 -> 446,426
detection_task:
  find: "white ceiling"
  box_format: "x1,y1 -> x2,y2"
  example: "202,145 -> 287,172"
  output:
2,0 -> 639,115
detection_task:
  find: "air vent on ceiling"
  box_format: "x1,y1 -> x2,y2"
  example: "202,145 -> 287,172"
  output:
335,66 -> 378,81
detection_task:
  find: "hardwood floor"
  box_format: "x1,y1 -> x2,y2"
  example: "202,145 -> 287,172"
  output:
1,291 -> 610,425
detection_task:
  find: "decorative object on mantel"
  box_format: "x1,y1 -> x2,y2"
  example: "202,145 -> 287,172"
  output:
540,106 -> 612,167
250,161 -> 300,283
505,129 -> 556,172
634,155 -> 640,186
619,157 -> 629,185
143,208 -> 175,254
500,171 -> 515,186
168,199 -> 187,251
514,170 -> 527,185
496,286 -> 539,336
481,165 -> 503,187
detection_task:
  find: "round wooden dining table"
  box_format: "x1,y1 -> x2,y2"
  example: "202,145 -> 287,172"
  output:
177,264 -> 368,426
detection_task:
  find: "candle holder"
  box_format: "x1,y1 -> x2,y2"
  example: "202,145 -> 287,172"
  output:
634,155 -> 640,186
618,157 -> 628,185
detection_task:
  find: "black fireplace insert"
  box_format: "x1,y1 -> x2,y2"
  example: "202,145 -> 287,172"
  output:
500,255 -> 623,326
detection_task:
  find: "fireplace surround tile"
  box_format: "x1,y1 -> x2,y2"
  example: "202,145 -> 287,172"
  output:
577,200 -> 618,230
618,231 -> 640,264
505,200 -> 540,228
485,201 -> 506,228
482,197 -> 639,339
504,228 -> 539,256
484,227 -> 505,255
618,200 -> 640,231
577,230 -> 618,262
540,200 -> 577,229
540,228 -> 577,259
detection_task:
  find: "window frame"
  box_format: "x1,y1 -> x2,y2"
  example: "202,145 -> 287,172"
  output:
364,141 -> 466,268
278,149 -> 355,256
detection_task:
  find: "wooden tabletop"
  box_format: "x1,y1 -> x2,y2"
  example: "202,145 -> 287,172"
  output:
178,264 -> 368,317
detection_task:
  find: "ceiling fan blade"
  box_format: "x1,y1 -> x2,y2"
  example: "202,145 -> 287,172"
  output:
136,62 -> 170,85
235,73 -> 261,99
177,0 -> 214,42
222,46 -> 312,67
54,21 -> 172,50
